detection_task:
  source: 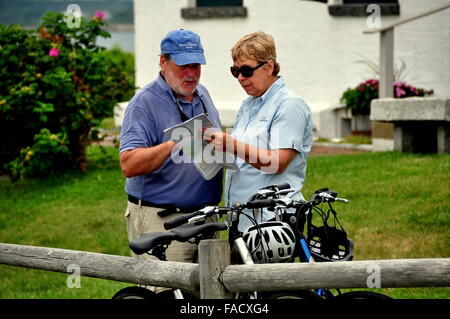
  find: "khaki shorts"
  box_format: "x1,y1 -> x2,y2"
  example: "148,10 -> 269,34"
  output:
124,201 -> 220,262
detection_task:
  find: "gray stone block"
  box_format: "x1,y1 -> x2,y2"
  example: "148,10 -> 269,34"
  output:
370,97 -> 450,153
370,97 -> 450,122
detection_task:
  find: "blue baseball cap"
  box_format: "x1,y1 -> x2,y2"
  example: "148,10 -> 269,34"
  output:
160,29 -> 206,66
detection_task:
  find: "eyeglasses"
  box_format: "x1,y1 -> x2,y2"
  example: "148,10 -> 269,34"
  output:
230,61 -> 267,78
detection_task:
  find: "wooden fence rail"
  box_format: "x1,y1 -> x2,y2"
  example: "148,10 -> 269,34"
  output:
1,240 -> 449,299
0,243 -> 199,291
222,258 -> 450,292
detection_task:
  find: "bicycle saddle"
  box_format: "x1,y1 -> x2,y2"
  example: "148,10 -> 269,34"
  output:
129,222 -> 227,255
129,232 -> 177,255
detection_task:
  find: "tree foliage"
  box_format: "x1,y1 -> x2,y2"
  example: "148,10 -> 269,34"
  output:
0,12 -> 135,180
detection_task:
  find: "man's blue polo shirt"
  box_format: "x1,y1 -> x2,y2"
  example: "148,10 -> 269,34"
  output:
120,73 -> 223,209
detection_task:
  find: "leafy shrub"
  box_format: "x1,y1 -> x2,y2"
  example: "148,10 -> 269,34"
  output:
340,79 -> 433,116
5,128 -> 70,178
0,12 -> 135,180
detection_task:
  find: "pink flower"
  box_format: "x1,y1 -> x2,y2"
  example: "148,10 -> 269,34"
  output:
395,86 -> 405,98
406,85 -> 417,94
49,48 -> 60,57
95,11 -> 105,20
359,79 -> 378,88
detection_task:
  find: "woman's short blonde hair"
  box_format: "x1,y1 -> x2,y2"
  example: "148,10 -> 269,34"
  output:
231,31 -> 280,76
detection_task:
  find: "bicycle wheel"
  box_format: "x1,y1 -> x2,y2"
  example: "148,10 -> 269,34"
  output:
263,290 -> 320,300
335,291 -> 392,300
112,286 -> 157,299
156,289 -> 198,299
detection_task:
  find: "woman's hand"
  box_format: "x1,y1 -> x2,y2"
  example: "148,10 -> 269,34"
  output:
201,127 -> 234,152
202,127 -> 296,174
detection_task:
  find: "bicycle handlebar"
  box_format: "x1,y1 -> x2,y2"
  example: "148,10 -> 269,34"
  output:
245,191 -> 348,209
164,187 -> 348,230
273,183 -> 291,190
311,192 -> 349,204
163,206 -> 228,230
245,199 -> 275,209
163,211 -> 202,230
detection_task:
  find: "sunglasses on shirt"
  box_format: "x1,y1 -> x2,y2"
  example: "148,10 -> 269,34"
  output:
230,61 -> 267,78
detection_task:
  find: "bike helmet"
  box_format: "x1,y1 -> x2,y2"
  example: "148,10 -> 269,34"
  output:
243,221 -> 296,263
306,224 -> 354,262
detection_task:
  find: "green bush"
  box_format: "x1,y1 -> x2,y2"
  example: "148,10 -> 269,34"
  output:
0,12 -> 135,180
5,128 -> 70,178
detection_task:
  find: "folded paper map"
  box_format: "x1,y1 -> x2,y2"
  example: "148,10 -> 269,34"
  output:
164,113 -> 238,180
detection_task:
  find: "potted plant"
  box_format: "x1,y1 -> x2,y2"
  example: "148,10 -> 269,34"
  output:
340,79 -> 433,116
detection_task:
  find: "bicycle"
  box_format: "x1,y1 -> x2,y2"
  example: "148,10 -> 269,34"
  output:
113,184 -> 391,300
112,185 -> 303,299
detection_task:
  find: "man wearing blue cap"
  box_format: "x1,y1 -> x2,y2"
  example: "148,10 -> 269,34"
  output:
119,30 -> 222,278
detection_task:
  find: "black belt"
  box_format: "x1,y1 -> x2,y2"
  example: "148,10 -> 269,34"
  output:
127,194 -> 206,217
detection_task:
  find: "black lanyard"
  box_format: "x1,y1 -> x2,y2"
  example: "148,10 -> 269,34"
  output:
174,93 -> 208,122
160,72 -> 208,122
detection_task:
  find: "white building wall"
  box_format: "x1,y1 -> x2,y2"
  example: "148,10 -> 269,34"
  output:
133,0 -> 450,129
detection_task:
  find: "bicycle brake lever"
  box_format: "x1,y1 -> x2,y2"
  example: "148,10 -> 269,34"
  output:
274,188 -> 295,196
188,215 -> 207,224
256,189 -> 276,199
274,197 -> 293,206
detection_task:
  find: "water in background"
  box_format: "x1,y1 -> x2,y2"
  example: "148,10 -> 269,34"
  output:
97,31 -> 134,53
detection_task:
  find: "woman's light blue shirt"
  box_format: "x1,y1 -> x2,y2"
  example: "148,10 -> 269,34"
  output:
225,77 -> 313,231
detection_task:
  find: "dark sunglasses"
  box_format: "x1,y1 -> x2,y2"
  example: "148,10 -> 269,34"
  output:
230,61 -> 267,78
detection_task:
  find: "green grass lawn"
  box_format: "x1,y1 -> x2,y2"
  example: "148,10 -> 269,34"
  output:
302,151 -> 449,299
0,146 -> 448,298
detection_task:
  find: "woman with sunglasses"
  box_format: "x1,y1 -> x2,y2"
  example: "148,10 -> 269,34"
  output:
203,31 -> 313,232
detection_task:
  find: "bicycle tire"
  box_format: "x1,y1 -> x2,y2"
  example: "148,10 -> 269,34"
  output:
112,286 -> 157,299
156,289 -> 198,300
335,291 -> 392,300
263,290 -> 320,300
